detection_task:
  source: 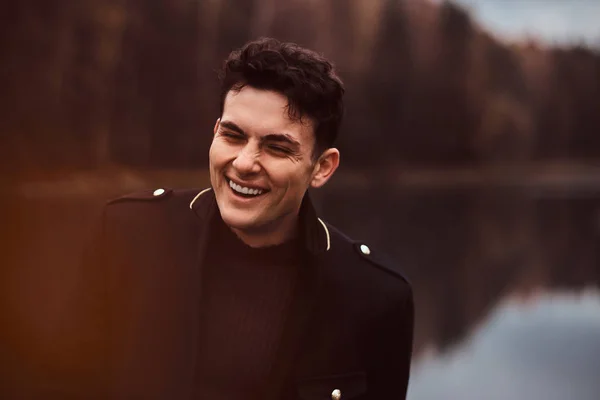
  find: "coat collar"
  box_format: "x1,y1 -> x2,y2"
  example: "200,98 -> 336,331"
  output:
189,187 -> 330,255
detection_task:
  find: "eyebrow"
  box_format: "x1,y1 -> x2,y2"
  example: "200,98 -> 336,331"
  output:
219,120 -> 301,148
219,120 -> 245,135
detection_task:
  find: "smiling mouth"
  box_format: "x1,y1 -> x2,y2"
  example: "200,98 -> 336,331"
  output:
226,177 -> 268,198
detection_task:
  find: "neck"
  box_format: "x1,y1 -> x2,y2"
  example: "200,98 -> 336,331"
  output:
230,216 -> 299,248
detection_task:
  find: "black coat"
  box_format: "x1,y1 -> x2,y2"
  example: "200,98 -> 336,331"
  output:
71,187 -> 413,400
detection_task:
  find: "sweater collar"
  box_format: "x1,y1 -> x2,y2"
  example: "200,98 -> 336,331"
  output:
189,188 -> 330,256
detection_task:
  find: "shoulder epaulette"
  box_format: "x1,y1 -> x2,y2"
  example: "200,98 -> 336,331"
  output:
107,187 -> 173,205
353,242 -> 411,285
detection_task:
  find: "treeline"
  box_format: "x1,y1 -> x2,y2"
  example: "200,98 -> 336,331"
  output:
1,0 -> 599,174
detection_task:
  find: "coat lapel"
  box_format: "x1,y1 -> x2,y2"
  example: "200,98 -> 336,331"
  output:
186,188 -> 219,392
262,193 -> 334,399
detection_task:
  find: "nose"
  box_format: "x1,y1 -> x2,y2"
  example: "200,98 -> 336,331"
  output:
232,144 -> 261,176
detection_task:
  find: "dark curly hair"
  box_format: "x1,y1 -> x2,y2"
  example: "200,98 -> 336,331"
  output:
218,38 -> 345,158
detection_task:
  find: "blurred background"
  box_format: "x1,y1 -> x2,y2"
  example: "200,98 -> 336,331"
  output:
1,0 -> 599,398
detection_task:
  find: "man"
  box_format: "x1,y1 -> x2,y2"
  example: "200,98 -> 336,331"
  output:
74,38 -> 413,400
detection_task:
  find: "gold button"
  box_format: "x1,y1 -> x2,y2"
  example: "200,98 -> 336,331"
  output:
331,388 -> 341,400
360,244 -> 371,255
153,188 -> 165,197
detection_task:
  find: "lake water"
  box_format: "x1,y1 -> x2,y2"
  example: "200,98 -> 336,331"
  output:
408,289 -> 600,400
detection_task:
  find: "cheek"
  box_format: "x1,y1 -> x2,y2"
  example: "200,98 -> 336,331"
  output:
266,162 -> 312,193
209,142 -> 230,168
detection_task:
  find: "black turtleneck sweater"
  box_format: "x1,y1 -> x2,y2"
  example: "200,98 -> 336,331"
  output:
193,216 -> 304,400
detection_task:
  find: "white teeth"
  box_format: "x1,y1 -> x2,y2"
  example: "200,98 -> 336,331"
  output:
229,179 -> 263,196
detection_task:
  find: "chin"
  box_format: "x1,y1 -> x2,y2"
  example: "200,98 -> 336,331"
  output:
219,208 -> 260,231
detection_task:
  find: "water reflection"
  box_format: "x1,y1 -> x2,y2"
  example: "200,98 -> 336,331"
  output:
317,181 -> 600,351
408,289 -> 600,400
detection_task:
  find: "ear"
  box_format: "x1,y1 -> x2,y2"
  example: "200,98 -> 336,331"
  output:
310,148 -> 340,188
213,118 -> 221,136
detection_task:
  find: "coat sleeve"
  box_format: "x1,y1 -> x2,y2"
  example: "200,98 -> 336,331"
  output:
366,283 -> 414,400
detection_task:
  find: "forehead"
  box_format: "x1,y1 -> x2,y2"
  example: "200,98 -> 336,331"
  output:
222,86 -> 315,146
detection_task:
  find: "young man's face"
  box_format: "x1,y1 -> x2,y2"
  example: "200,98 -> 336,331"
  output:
209,86 -> 337,246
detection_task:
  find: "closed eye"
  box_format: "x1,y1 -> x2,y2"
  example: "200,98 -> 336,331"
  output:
268,145 -> 292,154
221,132 -> 244,141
